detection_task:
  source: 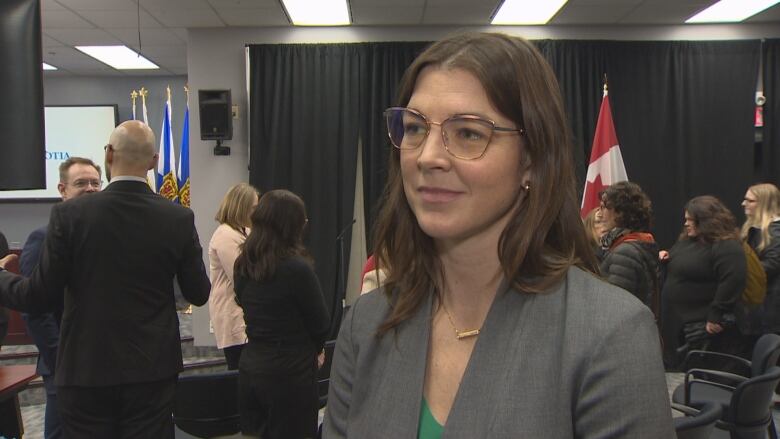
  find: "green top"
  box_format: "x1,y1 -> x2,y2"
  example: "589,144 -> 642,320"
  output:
418,398 -> 444,439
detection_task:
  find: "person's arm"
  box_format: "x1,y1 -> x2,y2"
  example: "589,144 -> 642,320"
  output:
322,302 -> 357,439
708,240 -> 746,324
0,206 -> 71,313
290,259 -> 330,348
19,229 -> 45,278
599,245 -> 642,301
760,224 -> 780,278
176,211 -> 210,307
574,306 -> 674,438
0,231 -> 8,257
213,227 -> 244,290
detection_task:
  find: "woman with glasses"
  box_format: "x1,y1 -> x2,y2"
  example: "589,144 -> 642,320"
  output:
597,182 -> 659,310
741,184 -> 780,337
234,189 -> 329,439
323,33 -> 672,438
208,183 -> 258,370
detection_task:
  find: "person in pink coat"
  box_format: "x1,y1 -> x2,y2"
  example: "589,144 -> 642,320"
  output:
208,183 -> 259,369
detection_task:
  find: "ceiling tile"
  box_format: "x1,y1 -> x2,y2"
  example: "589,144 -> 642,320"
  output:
76,9 -> 162,28
746,4 -> 780,22
144,8 -> 226,27
568,0 -> 643,5
350,0 -> 425,4
619,3 -> 712,24
56,0 -> 139,11
140,0 -> 213,10
44,28 -> 123,45
109,28 -> 186,45
351,6 -> 424,25
42,9 -> 96,28
41,0 -> 67,11
422,5 -> 496,25
207,0 -> 279,8
216,8 -> 290,26
41,33 -> 68,48
553,4 -> 638,24
169,28 -> 189,41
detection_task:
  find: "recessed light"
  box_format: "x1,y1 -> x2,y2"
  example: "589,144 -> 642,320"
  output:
281,0 -> 350,26
42,63 -> 58,70
492,0 -> 568,25
686,0 -> 780,23
75,45 -> 159,70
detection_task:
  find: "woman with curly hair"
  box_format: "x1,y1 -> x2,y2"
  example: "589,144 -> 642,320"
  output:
661,195 -> 746,367
598,181 -> 659,309
741,183 -> 780,335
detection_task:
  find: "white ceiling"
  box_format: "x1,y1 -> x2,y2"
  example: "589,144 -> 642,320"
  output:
40,0 -> 780,76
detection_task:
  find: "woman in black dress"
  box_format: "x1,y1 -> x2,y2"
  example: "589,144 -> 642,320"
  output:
234,189 -> 330,439
661,195 -> 746,368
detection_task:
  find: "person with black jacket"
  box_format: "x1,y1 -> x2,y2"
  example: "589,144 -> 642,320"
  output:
233,189 -> 329,439
741,183 -> 780,336
661,196 -> 747,369
0,230 -> 8,346
598,182 -> 659,310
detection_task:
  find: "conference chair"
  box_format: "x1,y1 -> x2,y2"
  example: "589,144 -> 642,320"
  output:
686,366 -> 780,439
672,333 -> 780,436
672,402 -> 722,439
173,370 -> 241,438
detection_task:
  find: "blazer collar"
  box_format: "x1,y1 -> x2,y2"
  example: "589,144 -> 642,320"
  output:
103,180 -> 155,195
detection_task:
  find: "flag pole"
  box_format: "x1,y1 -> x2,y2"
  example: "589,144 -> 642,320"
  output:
130,89 -> 138,120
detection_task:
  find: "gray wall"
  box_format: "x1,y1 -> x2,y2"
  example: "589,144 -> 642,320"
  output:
0,75 -> 187,245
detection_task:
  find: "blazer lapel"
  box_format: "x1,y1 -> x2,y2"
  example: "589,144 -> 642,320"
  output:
441,283 -> 532,438
370,292 -> 432,438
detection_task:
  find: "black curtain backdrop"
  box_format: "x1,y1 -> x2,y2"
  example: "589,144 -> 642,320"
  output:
248,44 -> 361,325
358,42 -> 429,244
761,39 -> 780,185
248,38 -> 763,294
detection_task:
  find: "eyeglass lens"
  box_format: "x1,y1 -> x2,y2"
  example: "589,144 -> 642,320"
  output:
386,108 -> 495,159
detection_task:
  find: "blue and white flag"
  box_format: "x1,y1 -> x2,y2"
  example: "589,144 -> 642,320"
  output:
178,91 -> 190,208
157,86 -> 178,202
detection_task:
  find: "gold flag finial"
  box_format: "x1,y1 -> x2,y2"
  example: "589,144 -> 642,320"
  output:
139,86 -> 148,101
130,89 -> 139,101
602,74 -> 609,96
166,85 -> 172,102
184,84 -> 190,105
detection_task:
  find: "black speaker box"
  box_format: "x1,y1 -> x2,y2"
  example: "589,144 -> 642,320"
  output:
198,89 -> 232,140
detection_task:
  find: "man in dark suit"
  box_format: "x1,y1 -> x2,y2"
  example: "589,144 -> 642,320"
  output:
0,120 -> 211,438
19,156 -> 103,439
0,230 -> 8,345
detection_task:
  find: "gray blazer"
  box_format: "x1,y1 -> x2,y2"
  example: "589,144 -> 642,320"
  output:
323,267 -> 674,438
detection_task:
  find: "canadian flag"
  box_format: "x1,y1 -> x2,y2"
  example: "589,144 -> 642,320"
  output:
580,89 -> 628,217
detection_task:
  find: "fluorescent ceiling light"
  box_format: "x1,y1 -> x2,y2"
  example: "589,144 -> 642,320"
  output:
686,0 -> 780,23
492,0 -> 568,25
42,63 -> 58,70
282,0 -> 350,26
75,45 -> 159,70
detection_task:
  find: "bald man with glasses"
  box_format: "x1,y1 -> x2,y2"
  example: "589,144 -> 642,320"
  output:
0,120 -> 210,438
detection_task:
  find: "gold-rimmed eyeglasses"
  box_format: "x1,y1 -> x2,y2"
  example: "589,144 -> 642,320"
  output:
384,107 -> 524,160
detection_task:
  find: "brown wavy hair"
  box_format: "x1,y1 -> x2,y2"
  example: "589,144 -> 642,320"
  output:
681,195 -> 739,243
234,189 -> 310,282
599,181 -> 653,232
373,32 -> 598,336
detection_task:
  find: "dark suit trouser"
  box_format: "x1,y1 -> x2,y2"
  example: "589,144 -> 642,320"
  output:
57,376 -> 176,439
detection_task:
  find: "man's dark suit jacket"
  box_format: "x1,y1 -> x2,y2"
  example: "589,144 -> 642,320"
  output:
0,180 -> 210,386
0,230 -> 8,344
20,226 -> 61,377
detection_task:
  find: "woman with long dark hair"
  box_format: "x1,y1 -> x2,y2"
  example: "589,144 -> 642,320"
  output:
323,32 -> 672,438
234,189 -> 329,439
661,195 -> 747,367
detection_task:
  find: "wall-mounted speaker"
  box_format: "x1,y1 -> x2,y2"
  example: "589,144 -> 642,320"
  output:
198,89 -> 232,140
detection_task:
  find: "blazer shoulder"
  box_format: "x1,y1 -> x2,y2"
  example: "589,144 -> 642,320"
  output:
564,267 -> 653,325
346,288 -> 393,335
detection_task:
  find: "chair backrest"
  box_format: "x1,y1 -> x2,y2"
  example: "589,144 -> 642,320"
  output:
674,402 -> 722,439
317,340 -> 337,408
750,333 -> 780,377
725,366 -> 780,427
174,370 -> 241,438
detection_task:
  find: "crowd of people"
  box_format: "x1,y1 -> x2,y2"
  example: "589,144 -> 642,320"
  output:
0,30 -> 778,439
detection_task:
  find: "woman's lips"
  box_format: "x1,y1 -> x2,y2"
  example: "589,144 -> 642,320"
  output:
418,186 -> 462,203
